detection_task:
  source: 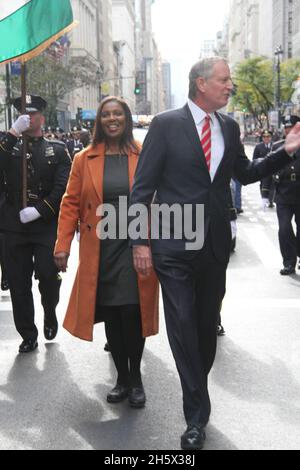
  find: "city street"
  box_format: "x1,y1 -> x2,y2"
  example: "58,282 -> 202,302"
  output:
1,145 -> 300,451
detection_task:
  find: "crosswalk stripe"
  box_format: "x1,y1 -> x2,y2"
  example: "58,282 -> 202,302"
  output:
242,226 -> 282,269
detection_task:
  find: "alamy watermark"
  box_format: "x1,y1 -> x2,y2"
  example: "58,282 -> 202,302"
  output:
95,196 -> 205,251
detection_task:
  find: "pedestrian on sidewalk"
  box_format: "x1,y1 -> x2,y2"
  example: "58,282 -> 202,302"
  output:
130,57 -> 300,450
54,97 -> 159,409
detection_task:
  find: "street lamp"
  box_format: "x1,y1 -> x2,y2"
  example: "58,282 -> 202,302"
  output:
274,45 -> 284,124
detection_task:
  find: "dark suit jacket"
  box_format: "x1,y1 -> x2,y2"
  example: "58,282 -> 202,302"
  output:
130,104 -> 291,263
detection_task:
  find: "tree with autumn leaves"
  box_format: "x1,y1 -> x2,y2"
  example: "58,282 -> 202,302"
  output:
232,57 -> 300,128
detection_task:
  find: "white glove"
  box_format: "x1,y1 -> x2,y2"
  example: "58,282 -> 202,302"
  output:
19,207 -> 41,224
11,115 -> 30,137
261,198 -> 269,211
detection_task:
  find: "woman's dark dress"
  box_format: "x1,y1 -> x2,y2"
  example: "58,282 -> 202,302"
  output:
96,155 -> 139,308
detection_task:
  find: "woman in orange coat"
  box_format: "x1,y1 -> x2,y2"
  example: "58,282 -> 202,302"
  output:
54,97 -> 159,408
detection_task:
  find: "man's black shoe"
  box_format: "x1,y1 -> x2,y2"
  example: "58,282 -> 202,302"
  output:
104,342 -> 110,352
181,425 -> 206,450
128,384 -> 146,409
217,325 -> 226,337
44,310 -> 58,341
237,209 -> 244,215
44,323 -> 58,341
280,266 -> 296,276
107,384 -> 129,404
19,339 -> 38,354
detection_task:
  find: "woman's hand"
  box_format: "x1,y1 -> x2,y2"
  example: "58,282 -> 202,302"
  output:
54,252 -> 69,273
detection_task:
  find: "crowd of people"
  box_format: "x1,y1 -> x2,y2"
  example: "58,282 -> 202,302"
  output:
1,56 -> 300,451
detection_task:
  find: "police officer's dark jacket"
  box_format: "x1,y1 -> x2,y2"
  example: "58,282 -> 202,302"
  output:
253,142 -> 273,160
273,140 -> 300,205
0,132 -> 71,233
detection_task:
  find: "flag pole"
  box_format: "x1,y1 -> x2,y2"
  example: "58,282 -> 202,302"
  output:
21,62 -> 28,208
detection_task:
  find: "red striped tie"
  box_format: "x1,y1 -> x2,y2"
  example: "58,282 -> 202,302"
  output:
201,115 -> 211,171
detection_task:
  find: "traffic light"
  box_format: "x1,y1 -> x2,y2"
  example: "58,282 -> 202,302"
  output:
77,107 -> 83,123
134,82 -> 141,95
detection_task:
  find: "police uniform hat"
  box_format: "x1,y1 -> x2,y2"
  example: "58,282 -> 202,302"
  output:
282,115 -> 300,128
261,130 -> 273,137
71,126 -> 82,132
13,95 -> 47,113
55,127 -> 64,134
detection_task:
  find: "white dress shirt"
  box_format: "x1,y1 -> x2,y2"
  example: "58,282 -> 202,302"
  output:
188,99 -> 225,181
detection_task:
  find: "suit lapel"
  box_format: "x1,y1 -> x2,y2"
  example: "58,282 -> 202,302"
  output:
213,112 -> 230,181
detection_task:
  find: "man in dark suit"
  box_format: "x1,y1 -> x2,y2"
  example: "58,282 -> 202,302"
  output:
253,130 -> 275,208
129,58 -> 300,450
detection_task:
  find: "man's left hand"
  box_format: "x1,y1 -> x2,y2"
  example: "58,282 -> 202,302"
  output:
285,122 -> 300,155
133,246 -> 153,277
19,207 -> 41,224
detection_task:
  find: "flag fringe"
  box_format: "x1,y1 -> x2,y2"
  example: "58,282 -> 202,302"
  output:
0,20 -> 78,65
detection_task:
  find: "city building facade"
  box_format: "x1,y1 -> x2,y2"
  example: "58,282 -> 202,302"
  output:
112,0 -> 136,111
162,61 -> 172,111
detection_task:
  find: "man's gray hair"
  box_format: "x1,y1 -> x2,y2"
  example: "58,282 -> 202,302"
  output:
189,57 -> 228,99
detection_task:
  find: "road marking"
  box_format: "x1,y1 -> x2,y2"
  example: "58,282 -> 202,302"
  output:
242,226 -> 282,269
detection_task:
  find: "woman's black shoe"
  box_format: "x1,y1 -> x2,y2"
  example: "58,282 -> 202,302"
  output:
107,384 -> 129,403
128,385 -> 146,408
1,279 -> 9,291
44,323 -> 58,341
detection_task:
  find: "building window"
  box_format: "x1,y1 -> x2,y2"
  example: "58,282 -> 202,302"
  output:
288,11 -> 293,34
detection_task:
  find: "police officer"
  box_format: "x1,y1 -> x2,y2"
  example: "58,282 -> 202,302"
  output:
253,130 -> 275,209
273,115 -> 300,275
0,95 -> 71,353
54,127 -> 65,142
66,126 -> 84,159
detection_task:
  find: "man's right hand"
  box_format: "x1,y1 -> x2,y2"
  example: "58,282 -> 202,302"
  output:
132,246 -> 153,277
10,115 -> 30,137
54,252 -> 69,273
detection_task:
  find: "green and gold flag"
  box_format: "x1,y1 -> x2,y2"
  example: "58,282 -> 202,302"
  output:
0,0 -> 77,64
